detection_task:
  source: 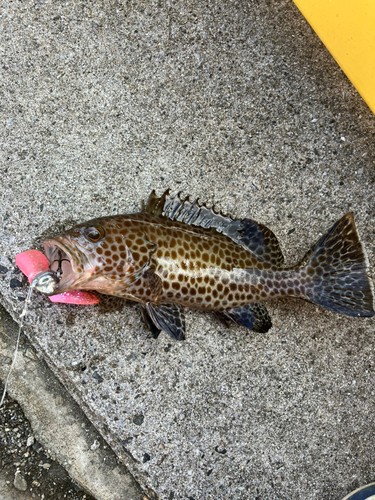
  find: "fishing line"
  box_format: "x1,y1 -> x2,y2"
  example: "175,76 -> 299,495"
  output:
0,284 -> 35,408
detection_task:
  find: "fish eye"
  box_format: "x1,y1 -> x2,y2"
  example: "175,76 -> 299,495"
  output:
84,226 -> 105,242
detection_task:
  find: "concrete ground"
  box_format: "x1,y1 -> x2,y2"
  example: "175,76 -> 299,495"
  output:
1,0 -> 375,499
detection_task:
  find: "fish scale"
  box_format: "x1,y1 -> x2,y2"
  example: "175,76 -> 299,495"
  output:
42,190 -> 374,340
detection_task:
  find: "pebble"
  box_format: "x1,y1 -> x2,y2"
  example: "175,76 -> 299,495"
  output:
14,470 -> 27,491
55,395 -> 64,406
133,414 -> 144,425
90,440 -> 100,451
25,347 -> 38,360
9,278 -> 23,288
26,435 -> 35,447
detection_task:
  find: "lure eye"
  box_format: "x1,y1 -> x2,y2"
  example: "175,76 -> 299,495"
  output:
84,226 -> 105,242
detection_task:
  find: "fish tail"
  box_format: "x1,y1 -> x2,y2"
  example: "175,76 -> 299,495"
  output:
300,213 -> 374,317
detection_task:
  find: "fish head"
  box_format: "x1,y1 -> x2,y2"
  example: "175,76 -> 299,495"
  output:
43,217 -> 132,294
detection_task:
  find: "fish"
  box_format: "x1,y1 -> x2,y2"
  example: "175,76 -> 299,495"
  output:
42,190 -> 374,340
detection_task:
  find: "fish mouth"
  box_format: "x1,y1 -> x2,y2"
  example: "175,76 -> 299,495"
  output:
43,238 -> 83,293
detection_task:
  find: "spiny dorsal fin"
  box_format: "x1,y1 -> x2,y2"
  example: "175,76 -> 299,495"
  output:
142,190 -> 284,267
142,189 -> 170,216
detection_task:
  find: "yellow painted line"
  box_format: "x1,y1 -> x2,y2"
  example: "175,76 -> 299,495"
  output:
292,0 -> 375,114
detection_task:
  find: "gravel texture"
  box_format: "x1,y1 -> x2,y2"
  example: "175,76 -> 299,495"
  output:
0,0 -> 375,499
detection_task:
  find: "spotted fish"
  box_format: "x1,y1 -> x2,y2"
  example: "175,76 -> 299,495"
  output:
42,190 -> 374,340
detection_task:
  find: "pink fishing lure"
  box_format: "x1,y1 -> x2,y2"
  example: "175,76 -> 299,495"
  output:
15,250 -> 99,305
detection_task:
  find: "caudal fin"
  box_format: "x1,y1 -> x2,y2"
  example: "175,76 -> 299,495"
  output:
302,213 -> 374,317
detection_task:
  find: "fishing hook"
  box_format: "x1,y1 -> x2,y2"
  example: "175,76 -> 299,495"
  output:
52,249 -> 70,278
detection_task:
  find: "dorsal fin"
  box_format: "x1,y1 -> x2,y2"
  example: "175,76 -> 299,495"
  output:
142,190 -> 284,267
237,219 -> 284,267
142,189 -> 170,216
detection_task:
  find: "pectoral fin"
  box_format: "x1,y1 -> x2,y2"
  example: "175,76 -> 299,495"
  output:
214,303 -> 272,333
145,302 -> 186,340
139,304 -> 161,339
145,269 -> 163,298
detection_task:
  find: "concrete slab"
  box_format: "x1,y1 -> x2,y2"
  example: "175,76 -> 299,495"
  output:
1,0 -> 374,499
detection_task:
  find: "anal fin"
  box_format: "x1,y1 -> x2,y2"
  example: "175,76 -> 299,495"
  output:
145,302 -> 186,340
214,303 -> 272,333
